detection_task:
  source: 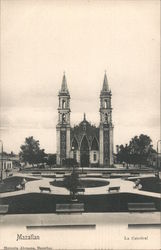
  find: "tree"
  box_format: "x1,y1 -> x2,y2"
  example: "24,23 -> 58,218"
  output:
116,144 -> 130,166
10,151 -> 16,157
116,134 -> 156,167
19,136 -> 46,166
64,168 -> 80,200
45,154 -> 56,167
129,134 -> 155,166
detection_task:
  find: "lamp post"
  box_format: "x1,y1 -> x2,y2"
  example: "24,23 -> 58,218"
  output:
81,154 -> 83,174
0,140 -> 3,182
157,140 -> 161,170
70,146 -> 77,201
71,146 -> 75,171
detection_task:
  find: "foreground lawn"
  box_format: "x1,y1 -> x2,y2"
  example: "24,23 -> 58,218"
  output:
0,176 -> 39,193
0,192 -> 160,214
140,177 -> 161,194
127,177 -> 161,194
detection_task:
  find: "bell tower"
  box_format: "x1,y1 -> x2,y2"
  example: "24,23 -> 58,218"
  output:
99,72 -> 114,166
56,73 -> 71,165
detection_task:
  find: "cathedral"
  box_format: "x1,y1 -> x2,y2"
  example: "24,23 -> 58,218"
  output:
56,73 -> 114,167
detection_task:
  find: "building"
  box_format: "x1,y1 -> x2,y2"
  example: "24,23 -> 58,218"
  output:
0,155 -> 13,180
56,73 -> 114,167
0,158 -> 12,170
0,153 -> 20,171
147,152 -> 161,169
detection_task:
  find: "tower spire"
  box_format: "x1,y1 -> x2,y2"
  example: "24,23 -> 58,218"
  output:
99,72 -> 114,166
102,72 -> 109,92
57,72 -> 71,165
60,72 -> 69,94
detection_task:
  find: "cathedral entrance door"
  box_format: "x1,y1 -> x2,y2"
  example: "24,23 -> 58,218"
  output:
80,151 -> 89,167
80,136 -> 89,168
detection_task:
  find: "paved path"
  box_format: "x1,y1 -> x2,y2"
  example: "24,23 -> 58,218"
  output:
127,174 -> 156,180
0,211 -> 160,226
0,173 -> 160,199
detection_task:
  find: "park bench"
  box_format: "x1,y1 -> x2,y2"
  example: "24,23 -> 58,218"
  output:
108,186 -> 120,192
56,203 -> 84,213
56,174 -> 64,178
102,173 -> 111,178
41,174 -> 56,178
76,188 -> 85,194
87,173 -> 102,177
128,202 -> 156,212
32,172 -> 41,176
39,186 -> 51,193
0,205 -> 9,214
79,174 -> 87,178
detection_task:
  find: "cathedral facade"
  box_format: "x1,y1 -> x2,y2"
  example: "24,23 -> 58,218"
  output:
56,73 -> 114,167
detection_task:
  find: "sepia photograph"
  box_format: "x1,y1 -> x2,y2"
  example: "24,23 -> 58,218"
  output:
0,0 -> 160,249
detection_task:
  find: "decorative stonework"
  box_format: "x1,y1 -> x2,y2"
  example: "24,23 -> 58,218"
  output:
103,129 -> 109,164
60,130 -> 66,159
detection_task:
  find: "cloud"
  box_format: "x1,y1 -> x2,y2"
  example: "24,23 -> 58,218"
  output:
1,86 -> 58,108
0,107 -> 57,130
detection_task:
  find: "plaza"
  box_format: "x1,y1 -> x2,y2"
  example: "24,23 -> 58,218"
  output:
0,169 -> 160,215
0,168 -> 160,250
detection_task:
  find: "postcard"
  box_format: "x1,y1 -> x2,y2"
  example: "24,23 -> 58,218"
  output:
0,1 -> 160,249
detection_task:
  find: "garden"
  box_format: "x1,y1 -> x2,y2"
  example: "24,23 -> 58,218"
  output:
0,176 -> 39,193
0,172 -> 160,214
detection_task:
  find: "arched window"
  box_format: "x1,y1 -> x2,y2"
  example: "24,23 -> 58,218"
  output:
104,100 -> 107,108
62,113 -> 66,123
62,100 -> 66,109
91,137 -> 99,150
71,137 -> 79,150
80,136 -> 89,151
93,152 -> 97,161
105,113 -> 108,122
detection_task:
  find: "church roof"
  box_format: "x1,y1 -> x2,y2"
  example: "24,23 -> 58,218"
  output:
79,113 -> 90,126
71,114 -> 99,145
59,73 -> 69,95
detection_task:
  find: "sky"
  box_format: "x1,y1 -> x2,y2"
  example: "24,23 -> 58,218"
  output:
0,0 -> 160,154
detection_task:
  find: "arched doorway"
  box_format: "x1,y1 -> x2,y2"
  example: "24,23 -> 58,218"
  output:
80,136 -> 89,167
71,137 -> 78,162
